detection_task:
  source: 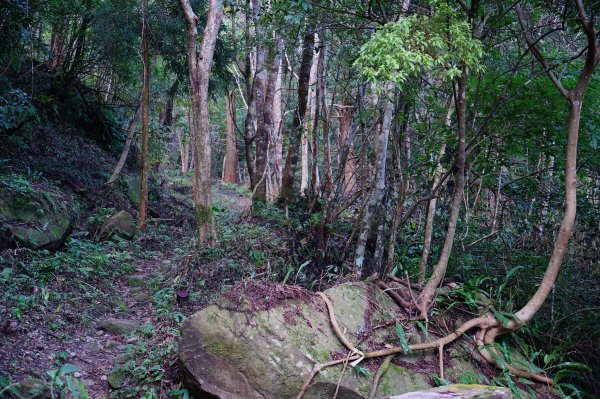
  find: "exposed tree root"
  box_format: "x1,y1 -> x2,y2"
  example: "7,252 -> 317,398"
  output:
368,355 -> 393,399
297,289 -> 553,399
374,280 -> 412,313
476,327 -> 553,385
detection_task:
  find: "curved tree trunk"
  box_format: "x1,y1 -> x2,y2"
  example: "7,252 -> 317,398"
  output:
417,101 -> 453,283
508,3 -> 598,326
106,102 -> 141,185
418,74 -> 467,318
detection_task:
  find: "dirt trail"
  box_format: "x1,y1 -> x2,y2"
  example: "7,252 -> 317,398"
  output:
0,183 -> 253,399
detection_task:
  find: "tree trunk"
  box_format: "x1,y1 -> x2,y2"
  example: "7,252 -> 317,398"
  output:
418,73 -> 468,318
107,102 -> 142,185
417,101 -> 453,283
319,34 -> 333,197
222,90 -> 239,183
280,32 -> 315,204
354,85 -> 394,277
179,0 -> 223,246
138,1 -> 150,230
271,57 -> 284,198
338,101 -> 357,194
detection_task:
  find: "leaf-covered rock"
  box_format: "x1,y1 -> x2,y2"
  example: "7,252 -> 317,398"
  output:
98,210 -> 135,240
0,174 -> 74,249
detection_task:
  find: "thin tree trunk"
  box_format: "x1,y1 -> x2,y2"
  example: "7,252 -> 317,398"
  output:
300,124 -> 310,196
281,32 -> 315,204
320,34 -> 333,197
418,73 -> 468,318
179,0 -> 223,246
107,102 -> 141,185
138,1 -> 150,230
354,85 -> 394,277
222,90 -> 239,183
417,101 -> 453,283
271,57 -> 284,198
243,0 -> 257,188
338,101 -> 357,194
252,0 -> 272,202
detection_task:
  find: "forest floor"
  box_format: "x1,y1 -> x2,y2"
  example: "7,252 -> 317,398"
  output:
0,128 -> 306,399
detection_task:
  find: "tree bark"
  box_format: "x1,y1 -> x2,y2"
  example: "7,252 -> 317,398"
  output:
509,3 -> 599,326
418,74 -> 467,318
179,0 -> 223,246
338,101 -> 357,194
280,32 -> 315,204
222,90 -> 239,183
107,102 -> 141,185
271,55 -> 284,198
354,85 -> 394,277
138,0 -> 150,230
417,101 -> 453,283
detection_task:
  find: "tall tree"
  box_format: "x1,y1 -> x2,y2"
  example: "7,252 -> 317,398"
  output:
139,0 -> 151,230
179,0 -> 223,246
280,32 -> 315,204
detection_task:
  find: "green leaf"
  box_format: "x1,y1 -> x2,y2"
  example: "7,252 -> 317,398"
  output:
395,323 -> 411,353
59,363 -> 79,375
415,320 -> 429,338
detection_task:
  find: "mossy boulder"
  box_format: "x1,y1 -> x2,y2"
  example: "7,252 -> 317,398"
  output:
98,210 -> 135,240
178,282 -> 494,399
7,377 -> 51,399
0,176 -> 73,249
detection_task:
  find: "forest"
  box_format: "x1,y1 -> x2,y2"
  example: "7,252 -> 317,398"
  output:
0,0 -> 599,398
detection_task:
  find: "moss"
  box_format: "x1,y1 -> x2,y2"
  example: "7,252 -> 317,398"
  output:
202,341 -> 244,359
195,204 -> 213,225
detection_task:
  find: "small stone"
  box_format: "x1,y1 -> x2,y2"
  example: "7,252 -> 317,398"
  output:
99,318 -> 142,335
127,275 -> 147,288
95,330 -> 103,336
107,367 -> 128,389
83,340 -> 102,353
132,292 -> 151,303
100,375 -> 108,381
73,372 -> 82,378
105,341 -> 119,349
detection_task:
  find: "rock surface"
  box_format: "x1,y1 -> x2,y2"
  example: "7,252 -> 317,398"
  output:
0,178 -> 73,249
179,282 -> 491,399
98,210 -> 135,240
386,384 -> 511,399
99,318 -> 142,334
8,377 -> 51,399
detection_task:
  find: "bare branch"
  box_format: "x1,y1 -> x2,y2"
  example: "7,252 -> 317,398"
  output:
515,4 -> 570,99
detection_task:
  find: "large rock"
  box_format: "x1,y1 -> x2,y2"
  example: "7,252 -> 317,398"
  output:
98,210 -> 135,240
179,282 -> 493,399
0,176 -> 73,249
